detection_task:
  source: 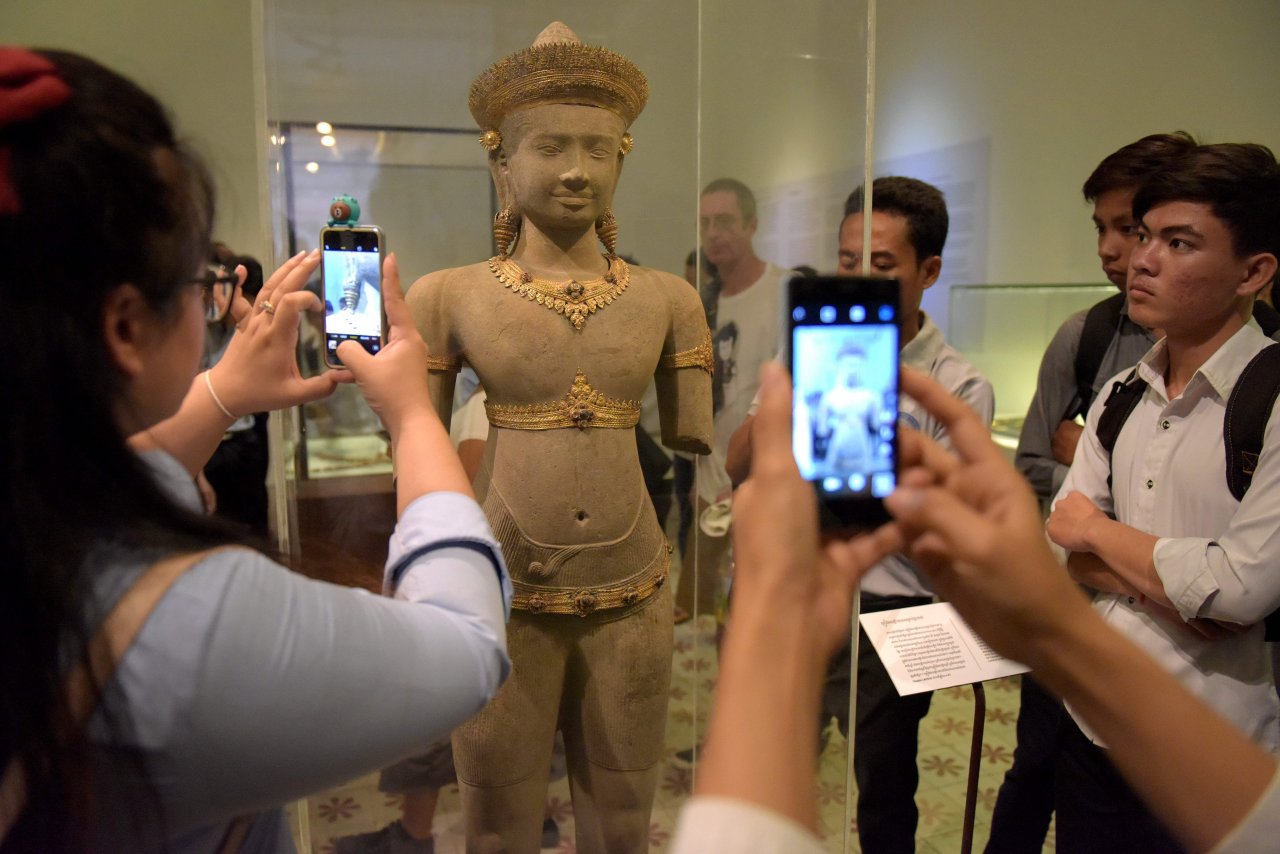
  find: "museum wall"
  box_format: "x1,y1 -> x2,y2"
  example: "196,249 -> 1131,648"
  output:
2,0 -> 272,264
874,0 -> 1280,287
5,1 -> 1278,289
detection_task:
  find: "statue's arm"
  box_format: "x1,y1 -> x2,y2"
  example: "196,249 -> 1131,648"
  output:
654,273 -> 713,454
406,270 -> 461,431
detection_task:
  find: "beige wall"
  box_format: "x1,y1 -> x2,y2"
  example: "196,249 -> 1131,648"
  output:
874,0 -> 1280,286
6,0 -> 1279,287
3,0 -> 272,264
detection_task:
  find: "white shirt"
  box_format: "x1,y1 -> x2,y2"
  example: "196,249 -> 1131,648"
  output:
1057,322 -> 1280,750
670,762 -> 1280,854
450,387 -> 490,447
700,262 -> 791,502
862,313 -> 994,598
671,797 -> 824,854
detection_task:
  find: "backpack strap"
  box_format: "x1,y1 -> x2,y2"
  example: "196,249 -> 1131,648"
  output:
1072,292 -> 1127,419
1096,369 -> 1146,454
1224,343 -> 1280,502
0,547 -> 234,843
1095,368 -> 1146,493
1227,344 -> 1280,640
1252,299 -> 1280,339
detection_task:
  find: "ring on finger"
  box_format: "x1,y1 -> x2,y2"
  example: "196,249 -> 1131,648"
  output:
260,300 -> 277,316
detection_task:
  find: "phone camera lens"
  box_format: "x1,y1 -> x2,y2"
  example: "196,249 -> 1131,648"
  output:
819,306 -> 836,323
849,305 -> 866,322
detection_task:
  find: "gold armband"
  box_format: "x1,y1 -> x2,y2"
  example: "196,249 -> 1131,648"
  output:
424,354 -> 462,373
485,372 -> 641,430
658,331 -> 713,375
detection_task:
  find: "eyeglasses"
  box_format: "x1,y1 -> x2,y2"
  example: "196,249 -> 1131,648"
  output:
193,264 -> 238,322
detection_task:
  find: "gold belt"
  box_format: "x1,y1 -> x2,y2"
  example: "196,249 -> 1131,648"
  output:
485,371 -> 641,430
483,477 -> 671,616
514,545 -> 670,616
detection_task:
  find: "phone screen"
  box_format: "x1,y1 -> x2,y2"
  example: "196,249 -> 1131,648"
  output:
321,226 -> 384,366
787,275 -> 900,527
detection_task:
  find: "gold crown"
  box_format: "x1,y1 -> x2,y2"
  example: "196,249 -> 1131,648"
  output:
469,22 -> 649,135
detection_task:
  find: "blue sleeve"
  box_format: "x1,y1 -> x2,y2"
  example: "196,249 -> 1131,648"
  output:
96,495 -> 510,834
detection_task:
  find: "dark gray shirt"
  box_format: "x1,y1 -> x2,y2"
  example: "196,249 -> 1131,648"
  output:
1015,299 -> 1154,503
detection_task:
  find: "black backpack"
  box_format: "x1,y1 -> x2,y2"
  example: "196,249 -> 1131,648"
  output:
1096,342 -> 1280,638
1072,294 -> 1280,420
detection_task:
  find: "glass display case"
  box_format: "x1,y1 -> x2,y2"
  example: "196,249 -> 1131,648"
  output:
948,283 -> 1116,452
262,1 -> 871,851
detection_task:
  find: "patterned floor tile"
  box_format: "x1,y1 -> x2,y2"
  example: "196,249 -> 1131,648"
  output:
294,622 -> 1042,852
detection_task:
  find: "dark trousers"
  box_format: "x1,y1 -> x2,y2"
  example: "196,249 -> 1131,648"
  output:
205,414 -> 269,536
839,594 -> 934,854
1054,715 -> 1185,854
673,456 -> 695,554
985,675 -> 1063,853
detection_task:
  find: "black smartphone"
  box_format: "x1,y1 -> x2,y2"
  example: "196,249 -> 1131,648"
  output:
786,275 -> 900,529
320,225 -> 385,368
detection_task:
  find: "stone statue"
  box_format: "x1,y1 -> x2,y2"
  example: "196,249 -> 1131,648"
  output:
407,22 -> 713,854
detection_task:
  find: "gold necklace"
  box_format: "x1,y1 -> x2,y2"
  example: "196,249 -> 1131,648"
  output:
488,255 -> 630,330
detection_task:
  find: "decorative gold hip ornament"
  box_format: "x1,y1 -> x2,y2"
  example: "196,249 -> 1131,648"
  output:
485,371 -> 641,430
595,209 -> 618,257
493,208 -> 520,258
488,254 -> 630,330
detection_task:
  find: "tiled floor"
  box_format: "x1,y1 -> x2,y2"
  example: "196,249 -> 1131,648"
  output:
295,613 -> 1048,853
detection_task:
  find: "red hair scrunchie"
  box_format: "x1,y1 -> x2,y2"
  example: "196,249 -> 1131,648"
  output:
0,47 -> 73,215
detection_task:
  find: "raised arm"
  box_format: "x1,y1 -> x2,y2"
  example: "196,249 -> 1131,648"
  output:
129,251 -> 347,476
882,367 -> 1276,853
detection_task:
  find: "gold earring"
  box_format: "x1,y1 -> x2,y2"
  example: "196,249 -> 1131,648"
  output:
493,208 -> 520,258
595,209 -> 618,258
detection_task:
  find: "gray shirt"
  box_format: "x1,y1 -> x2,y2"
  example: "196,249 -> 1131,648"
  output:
82,452 -> 512,851
1015,299 -> 1154,503
861,313 -> 994,599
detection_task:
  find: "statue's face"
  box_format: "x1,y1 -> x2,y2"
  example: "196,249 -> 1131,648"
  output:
501,103 -> 625,233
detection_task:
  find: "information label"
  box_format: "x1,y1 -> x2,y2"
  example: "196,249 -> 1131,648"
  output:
858,602 -> 1029,696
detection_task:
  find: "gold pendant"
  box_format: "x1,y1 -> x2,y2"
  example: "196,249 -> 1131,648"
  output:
488,255 -> 630,330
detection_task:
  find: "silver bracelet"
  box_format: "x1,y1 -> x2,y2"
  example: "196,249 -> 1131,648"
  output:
203,370 -> 237,419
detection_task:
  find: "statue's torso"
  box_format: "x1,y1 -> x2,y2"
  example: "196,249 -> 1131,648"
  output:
439,262 -> 672,545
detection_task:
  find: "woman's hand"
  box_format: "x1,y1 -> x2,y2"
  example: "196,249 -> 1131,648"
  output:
335,254 -> 436,440
731,363 -> 901,662
882,367 -> 1090,664
208,250 -> 350,416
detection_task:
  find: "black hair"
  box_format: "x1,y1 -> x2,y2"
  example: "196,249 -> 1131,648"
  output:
1133,143 -> 1280,269
0,49 -> 229,846
1082,132 -> 1197,203
701,177 -> 757,224
236,255 -> 265,300
844,176 -> 948,262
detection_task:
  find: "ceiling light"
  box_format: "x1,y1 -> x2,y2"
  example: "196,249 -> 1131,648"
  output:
316,121 -> 333,134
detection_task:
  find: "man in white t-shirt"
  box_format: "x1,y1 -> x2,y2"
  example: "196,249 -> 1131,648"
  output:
675,178 -> 792,619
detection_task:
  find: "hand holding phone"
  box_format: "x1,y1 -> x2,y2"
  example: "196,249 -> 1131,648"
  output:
787,275 -> 900,528
321,225 -> 385,367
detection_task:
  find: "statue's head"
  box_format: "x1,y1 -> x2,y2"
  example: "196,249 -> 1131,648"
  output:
470,23 -> 647,243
